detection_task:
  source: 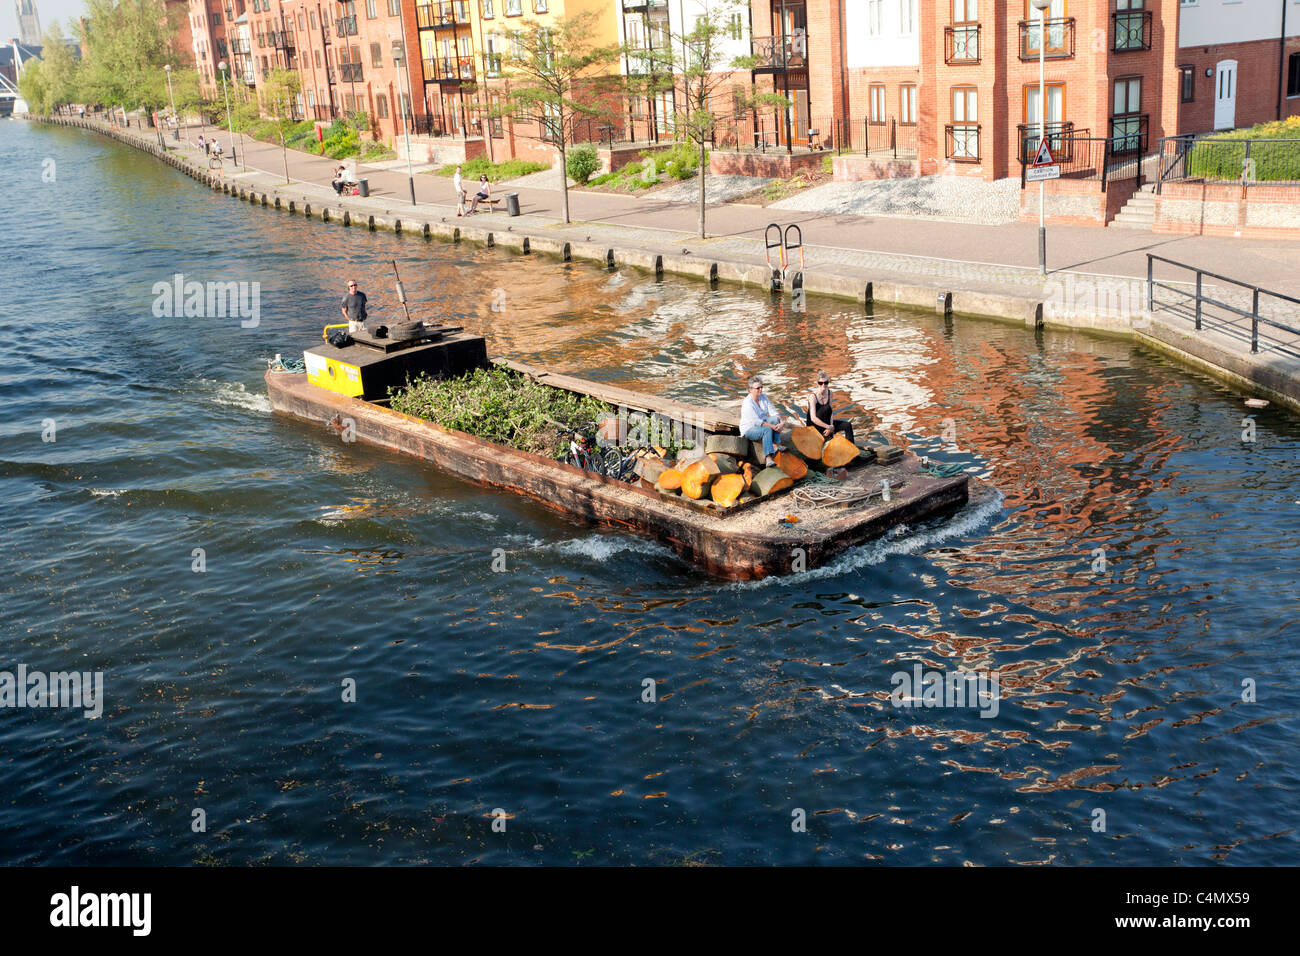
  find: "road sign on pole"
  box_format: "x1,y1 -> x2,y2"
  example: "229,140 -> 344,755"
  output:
1032,138 -> 1056,167
1026,164 -> 1061,182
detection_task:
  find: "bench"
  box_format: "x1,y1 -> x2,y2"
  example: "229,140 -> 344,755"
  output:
468,196 -> 501,213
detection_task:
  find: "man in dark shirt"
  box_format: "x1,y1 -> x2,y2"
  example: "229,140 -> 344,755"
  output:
341,280 -> 368,332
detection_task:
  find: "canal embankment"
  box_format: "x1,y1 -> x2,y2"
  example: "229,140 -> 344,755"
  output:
30,113 -> 1300,413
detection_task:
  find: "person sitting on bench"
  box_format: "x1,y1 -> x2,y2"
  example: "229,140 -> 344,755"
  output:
332,165 -> 348,195
468,174 -> 492,214
806,370 -> 854,445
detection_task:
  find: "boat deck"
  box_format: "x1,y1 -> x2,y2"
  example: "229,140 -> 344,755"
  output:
265,370 -> 972,578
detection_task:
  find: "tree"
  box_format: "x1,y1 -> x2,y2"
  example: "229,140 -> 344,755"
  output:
493,12 -> 622,224
626,0 -> 756,239
37,21 -> 81,109
261,67 -> 302,183
77,0 -> 189,119
17,58 -> 49,114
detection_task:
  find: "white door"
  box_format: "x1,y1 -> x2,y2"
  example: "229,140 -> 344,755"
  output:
1214,59 -> 1237,130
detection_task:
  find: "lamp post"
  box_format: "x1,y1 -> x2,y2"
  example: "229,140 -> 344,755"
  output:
392,39 -> 418,207
1031,0 -> 1051,276
164,64 -> 179,142
218,60 -> 238,168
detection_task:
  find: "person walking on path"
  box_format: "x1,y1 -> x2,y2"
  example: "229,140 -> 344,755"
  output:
806,371 -> 855,445
199,134 -> 208,155
454,166 -> 467,217
740,377 -> 784,467
340,280 -> 369,334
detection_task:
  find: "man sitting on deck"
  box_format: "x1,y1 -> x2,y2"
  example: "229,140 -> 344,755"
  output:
740,377 -> 784,468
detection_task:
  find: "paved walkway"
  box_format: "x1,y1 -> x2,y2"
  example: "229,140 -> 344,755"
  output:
167,120 -> 1300,299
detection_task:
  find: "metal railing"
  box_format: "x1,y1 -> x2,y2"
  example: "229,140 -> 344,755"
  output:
269,31 -> 294,51
751,33 -> 807,72
944,24 -> 980,64
1017,121 -> 1078,164
866,116 -> 918,158
336,16 -> 358,36
339,62 -> 364,82
1147,255 -> 1300,357
423,55 -> 476,81
1156,134 -> 1300,191
1017,131 -> 1146,191
1019,17 -> 1074,60
1109,113 -> 1148,156
1112,9 -> 1152,52
945,123 -> 980,162
416,1 -> 470,28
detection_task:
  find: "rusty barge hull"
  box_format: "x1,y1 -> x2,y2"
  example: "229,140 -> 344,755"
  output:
265,370 -> 970,580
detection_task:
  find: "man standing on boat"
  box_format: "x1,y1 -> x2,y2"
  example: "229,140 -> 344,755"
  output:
740,377 -> 784,468
341,280 -> 369,334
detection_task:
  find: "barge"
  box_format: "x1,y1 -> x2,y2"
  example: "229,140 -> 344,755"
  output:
265,325 -> 972,579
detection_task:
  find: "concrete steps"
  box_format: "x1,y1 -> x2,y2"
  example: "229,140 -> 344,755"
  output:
1109,183 -> 1157,230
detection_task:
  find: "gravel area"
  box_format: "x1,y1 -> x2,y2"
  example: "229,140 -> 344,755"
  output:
501,167 -> 577,190
769,176 -> 1023,225
644,174 -> 776,204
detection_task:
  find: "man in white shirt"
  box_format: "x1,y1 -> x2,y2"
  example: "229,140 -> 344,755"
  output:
739,377 -> 783,467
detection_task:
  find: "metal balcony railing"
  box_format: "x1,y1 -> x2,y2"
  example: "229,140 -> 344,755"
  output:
423,55 -> 475,81
230,38 -> 251,55
1019,18 -> 1074,60
1112,10 -> 1152,52
483,52 -> 502,77
945,123 -> 980,162
416,1 -> 470,28
339,62 -> 364,82
944,24 -> 979,64
1017,121 -> 1077,163
621,0 -> 667,10
1109,113 -> 1148,155
270,31 -> 294,52
750,33 -> 807,73
336,16 -> 358,37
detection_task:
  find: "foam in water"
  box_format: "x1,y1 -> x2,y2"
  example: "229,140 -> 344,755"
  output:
208,380 -> 273,413
731,489 -> 1007,590
547,533 -> 677,563
89,488 -> 125,498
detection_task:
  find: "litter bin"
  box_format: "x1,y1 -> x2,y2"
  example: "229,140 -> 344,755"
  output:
357,178 -> 370,198
505,192 -> 521,217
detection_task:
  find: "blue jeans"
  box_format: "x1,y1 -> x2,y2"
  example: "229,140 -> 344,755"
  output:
744,425 -> 775,458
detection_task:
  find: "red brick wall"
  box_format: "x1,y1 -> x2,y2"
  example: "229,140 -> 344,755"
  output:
1155,180 -> 1300,238
1176,36 -> 1300,135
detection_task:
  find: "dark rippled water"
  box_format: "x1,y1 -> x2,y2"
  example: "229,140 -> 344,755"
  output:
3,120 -> 1298,865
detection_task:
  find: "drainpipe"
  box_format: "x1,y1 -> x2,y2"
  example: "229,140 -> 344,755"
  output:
1279,0 -> 1289,121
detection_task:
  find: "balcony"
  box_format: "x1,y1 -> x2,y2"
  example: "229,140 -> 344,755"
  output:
1109,113 -> 1148,155
270,31 -> 295,52
1017,121 -> 1078,164
423,55 -> 476,82
242,71 -> 257,86
621,0 -> 667,10
1019,18 -> 1074,60
750,33 -> 807,73
336,16 -> 358,37
230,38 -> 251,55
1112,9 -> 1151,52
945,123 -> 980,162
416,1 -> 470,29
339,62 -> 364,82
944,24 -> 979,65
483,52 -> 502,77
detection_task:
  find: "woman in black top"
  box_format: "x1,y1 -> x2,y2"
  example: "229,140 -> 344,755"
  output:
806,370 -> 854,445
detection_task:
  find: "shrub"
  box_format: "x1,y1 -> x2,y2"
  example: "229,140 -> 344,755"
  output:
323,121 -> 360,159
434,158 -> 548,180
566,143 -> 601,184
1185,117 -> 1300,182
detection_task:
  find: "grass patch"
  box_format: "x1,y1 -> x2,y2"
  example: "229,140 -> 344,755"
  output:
1186,116 -> 1300,182
434,158 -> 549,181
359,141 -> 397,162
585,142 -> 702,192
389,365 -> 610,459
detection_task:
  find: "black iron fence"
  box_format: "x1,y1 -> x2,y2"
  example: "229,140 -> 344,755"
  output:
944,24 -> 980,64
1147,254 -> 1300,358
1018,130 -> 1145,190
1156,134 -> 1300,191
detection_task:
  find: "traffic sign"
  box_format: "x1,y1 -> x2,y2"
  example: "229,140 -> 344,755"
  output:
1026,164 -> 1060,182
1031,138 -> 1056,167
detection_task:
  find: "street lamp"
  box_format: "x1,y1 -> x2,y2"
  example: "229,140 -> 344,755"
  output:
392,39 -> 418,207
164,64 -> 179,142
1031,0 -> 1051,276
218,60 -> 237,168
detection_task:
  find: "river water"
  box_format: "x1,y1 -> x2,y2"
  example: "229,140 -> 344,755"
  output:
3,120 -> 1298,866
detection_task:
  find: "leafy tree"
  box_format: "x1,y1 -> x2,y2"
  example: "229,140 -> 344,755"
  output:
36,21 -> 81,109
492,12 -> 622,224
261,66 -> 302,183
17,58 -> 50,114
77,0 -> 189,119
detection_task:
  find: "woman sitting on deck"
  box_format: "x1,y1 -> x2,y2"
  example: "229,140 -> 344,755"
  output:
806,370 -> 854,445
740,377 -> 784,468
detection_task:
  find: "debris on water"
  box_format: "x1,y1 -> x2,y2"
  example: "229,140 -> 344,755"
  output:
1245,398 -> 1269,408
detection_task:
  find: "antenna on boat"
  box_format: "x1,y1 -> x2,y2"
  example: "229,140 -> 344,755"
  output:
391,259 -> 414,326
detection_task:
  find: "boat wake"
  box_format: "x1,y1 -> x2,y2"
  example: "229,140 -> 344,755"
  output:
207,380 -> 273,413
732,488 -> 1006,590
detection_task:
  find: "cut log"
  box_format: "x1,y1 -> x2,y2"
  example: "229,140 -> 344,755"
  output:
658,468 -> 683,491
711,473 -> 746,507
636,458 -> 668,485
653,480 -> 679,496
822,434 -> 861,468
696,455 -> 723,478
679,460 -> 715,500
752,466 -> 795,497
774,451 -> 808,481
789,425 -> 825,463
709,453 -> 740,474
705,434 -> 752,458
741,462 -> 757,489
